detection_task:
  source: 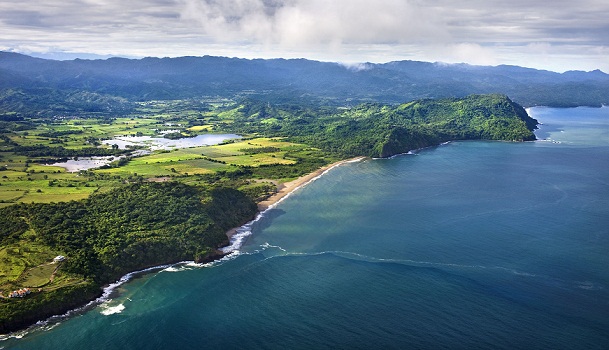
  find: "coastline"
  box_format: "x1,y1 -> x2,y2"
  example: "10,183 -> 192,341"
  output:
226,156 -> 367,241
257,156 -> 367,212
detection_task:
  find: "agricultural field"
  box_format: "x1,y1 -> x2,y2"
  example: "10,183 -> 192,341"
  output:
187,125 -> 213,132
0,99 -> 329,206
0,241 -> 78,297
95,137 -> 307,177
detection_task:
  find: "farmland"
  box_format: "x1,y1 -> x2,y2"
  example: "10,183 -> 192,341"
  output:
0,99 -> 330,207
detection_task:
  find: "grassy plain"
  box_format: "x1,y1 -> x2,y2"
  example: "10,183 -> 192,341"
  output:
20,263 -> 57,288
188,125 -> 213,132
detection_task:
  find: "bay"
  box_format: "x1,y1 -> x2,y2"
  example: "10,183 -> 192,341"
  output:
3,107 -> 608,349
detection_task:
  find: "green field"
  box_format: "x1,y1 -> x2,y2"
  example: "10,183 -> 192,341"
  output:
17,186 -> 99,204
217,153 -> 294,166
0,241 -> 65,292
20,263 -> 57,288
188,125 -> 213,132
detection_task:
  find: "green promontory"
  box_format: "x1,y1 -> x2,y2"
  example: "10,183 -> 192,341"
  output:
224,94 -> 538,158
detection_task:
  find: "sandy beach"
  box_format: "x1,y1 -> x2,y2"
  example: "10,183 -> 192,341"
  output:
225,156 -> 366,240
257,156 -> 366,211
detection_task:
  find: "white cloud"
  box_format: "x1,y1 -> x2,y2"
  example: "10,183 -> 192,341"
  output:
441,43 -> 498,66
178,0 -> 449,47
338,62 -> 373,72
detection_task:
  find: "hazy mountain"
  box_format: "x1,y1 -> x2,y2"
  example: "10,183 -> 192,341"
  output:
1,52 -> 608,110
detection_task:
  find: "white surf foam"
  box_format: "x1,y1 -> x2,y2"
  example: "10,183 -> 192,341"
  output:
260,242 -> 287,252
0,262 -> 188,339
162,265 -> 195,273
100,303 -> 125,316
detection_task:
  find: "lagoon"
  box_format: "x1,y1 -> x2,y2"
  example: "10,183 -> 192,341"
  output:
101,133 -> 241,151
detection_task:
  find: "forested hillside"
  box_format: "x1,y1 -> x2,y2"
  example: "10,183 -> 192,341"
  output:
0,182 -> 257,333
222,94 -> 537,158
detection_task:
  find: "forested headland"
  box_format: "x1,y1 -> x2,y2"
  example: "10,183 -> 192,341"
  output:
223,94 -> 537,158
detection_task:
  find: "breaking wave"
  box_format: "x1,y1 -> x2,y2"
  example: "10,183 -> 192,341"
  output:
99,303 -> 125,316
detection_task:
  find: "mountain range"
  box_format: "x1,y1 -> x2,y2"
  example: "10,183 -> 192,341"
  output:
1,51 -> 608,115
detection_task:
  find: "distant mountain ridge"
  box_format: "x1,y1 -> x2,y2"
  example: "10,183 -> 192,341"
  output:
1,51 -> 608,111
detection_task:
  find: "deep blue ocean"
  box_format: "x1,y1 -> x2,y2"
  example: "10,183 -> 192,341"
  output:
2,107 -> 609,349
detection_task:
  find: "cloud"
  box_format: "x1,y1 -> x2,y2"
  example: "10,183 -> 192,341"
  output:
338,62 -> 374,72
444,43 -> 498,66
435,0 -> 609,45
0,0 -> 608,72
178,0 -> 449,47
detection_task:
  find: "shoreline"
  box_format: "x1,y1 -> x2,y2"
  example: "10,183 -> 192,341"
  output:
257,156 -> 367,212
226,156 -> 367,242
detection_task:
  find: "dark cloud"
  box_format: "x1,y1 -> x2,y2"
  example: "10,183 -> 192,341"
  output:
0,10 -> 48,28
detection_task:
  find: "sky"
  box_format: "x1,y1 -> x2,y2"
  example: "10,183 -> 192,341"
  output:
0,0 -> 608,73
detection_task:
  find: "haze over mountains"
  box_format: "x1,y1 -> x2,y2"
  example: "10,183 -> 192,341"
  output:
1,52 -> 608,115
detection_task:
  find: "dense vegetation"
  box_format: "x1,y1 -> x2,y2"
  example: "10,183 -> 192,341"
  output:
1,183 -> 257,282
12,145 -> 129,157
0,282 -> 101,335
0,88 -> 134,117
0,182 -> 257,333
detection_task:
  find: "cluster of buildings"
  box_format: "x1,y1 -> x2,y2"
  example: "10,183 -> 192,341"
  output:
1,256 -> 66,299
8,288 -> 31,298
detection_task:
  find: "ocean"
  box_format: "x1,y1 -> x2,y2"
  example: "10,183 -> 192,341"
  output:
2,107 -> 608,349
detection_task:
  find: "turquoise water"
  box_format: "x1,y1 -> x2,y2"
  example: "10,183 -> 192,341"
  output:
3,107 -> 609,349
